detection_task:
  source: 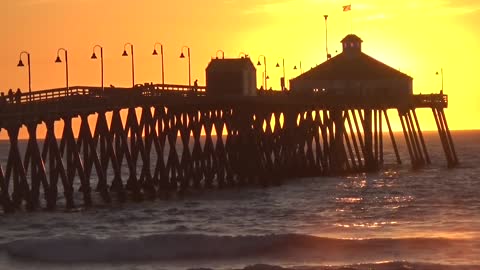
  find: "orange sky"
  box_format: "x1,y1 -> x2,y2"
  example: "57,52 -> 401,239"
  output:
1,0 -> 480,132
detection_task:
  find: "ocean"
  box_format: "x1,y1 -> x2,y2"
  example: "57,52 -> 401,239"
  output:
0,130 -> 479,270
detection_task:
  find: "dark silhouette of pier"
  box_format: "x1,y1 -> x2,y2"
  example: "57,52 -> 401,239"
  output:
0,84 -> 457,213
0,34 -> 458,213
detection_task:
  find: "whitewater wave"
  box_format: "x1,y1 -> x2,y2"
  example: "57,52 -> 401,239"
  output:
227,263 -> 480,270
2,233 -> 480,266
202,262 -> 480,270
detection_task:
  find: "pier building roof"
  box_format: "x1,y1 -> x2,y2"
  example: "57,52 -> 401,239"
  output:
290,34 -> 413,97
206,57 -> 257,96
291,34 -> 412,82
206,57 -> 256,72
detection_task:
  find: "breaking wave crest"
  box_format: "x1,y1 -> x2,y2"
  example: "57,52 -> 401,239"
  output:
2,233 -> 479,266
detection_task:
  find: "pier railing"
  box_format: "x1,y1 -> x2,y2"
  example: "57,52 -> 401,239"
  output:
413,94 -> 448,108
1,85 -> 447,110
1,84 -> 208,105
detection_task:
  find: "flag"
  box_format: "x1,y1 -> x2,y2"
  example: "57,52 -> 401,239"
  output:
343,4 -> 351,11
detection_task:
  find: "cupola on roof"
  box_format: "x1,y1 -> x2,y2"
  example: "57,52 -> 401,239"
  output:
341,34 -> 363,53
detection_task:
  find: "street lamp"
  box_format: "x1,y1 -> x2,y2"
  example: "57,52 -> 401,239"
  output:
55,48 -> 69,91
257,55 -> 267,90
276,57 -> 286,90
152,42 -> 165,86
122,42 -> 135,88
179,46 -> 191,86
91,44 -> 104,91
436,68 -> 444,94
293,61 -> 303,74
17,51 -> 32,94
216,50 -> 225,59
324,15 -> 331,59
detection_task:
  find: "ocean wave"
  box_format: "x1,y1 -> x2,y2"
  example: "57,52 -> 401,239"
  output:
202,262 -> 480,270
2,233 -> 480,265
237,262 -> 480,270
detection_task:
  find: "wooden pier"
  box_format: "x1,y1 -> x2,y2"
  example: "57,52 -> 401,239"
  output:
0,85 -> 457,213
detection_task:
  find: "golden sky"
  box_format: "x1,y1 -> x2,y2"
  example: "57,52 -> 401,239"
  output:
1,0 -> 480,131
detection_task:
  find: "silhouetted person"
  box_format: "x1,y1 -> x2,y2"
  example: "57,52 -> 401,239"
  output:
8,89 -> 13,104
15,88 -> 22,104
193,79 -> 198,92
259,86 -> 264,91
0,92 -> 5,108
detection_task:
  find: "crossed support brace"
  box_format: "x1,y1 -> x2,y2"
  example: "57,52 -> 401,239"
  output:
0,103 -> 458,213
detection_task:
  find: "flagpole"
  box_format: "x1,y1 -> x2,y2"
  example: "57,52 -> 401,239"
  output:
324,15 -> 329,59
350,2 -> 353,33
343,3 -> 353,34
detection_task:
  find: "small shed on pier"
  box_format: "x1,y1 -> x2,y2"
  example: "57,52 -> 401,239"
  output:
290,34 -> 413,102
206,57 -> 257,96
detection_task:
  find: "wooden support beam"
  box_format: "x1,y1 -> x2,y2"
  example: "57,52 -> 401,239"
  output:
140,106 -> 156,198
7,126 -> 32,210
406,110 -> 424,166
398,111 -> 417,168
383,109 -> 401,165
379,109 -> 384,165
439,109 -> 458,166
363,109 -> 376,171
345,110 -> 363,169
79,114 -> 109,202
374,109 -> 379,164
124,107 -> 142,200
0,155 -> 14,213
44,119 -> 72,209
62,117 -> 91,207
432,108 -> 456,167
319,110 -> 330,173
312,110 -> 325,173
152,106 -> 169,193
352,109 -> 366,159
25,123 -> 49,210
412,109 -> 431,164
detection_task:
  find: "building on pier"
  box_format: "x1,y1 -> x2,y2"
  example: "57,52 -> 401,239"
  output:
206,57 -> 257,96
290,34 -> 413,104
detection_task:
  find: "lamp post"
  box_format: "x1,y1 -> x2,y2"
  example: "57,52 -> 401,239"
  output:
179,46 -> 191,86
55,48 -> 69,92
152,42 -> 165,86
91,44 -> 104,91
122,43 -> 135,88
216,50 -> 225,59
324,15 -> 331,59
293,61 -> 303,74
257,55 -> 267,90
436,68 -> 444,94
17,51 -> 32,95
276,57 -> 286,90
